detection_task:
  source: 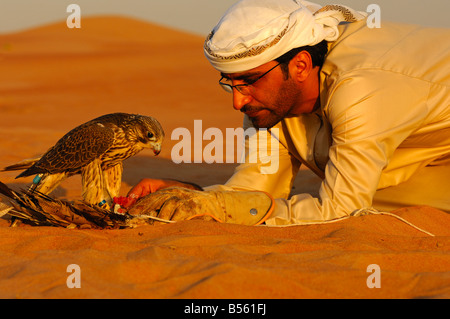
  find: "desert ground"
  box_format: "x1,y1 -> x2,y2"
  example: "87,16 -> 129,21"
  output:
0,16 -> 449,299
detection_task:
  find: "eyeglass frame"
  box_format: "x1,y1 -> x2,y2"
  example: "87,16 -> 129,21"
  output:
218,62 -> 281,95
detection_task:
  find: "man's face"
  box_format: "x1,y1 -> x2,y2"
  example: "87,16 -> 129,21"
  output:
221,61 -> 303,128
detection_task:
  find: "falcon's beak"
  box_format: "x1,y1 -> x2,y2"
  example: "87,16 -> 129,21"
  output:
152,143 -> 162,156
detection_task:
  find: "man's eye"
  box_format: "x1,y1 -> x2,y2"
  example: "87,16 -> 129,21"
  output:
243,78 -> 257,85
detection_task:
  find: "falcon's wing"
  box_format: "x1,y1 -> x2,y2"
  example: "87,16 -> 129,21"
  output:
21,123 -> 114,177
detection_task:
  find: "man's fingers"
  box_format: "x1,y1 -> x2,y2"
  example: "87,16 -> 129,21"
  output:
126,179 -> 203,207
126,184 -> 145,200
125,179 -> 160,208
122,189 -> 143,209
120,197 -> 137,209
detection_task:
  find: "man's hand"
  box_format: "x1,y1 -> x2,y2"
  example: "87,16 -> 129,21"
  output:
122,178 -> 202,208
127,187 -> 274,226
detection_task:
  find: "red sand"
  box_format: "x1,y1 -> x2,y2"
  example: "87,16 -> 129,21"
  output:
0,16 -> 449,299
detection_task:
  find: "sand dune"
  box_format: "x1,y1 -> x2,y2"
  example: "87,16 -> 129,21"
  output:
0,16 -> 449,299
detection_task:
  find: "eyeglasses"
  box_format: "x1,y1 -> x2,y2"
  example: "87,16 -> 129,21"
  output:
219,63 -> 281,95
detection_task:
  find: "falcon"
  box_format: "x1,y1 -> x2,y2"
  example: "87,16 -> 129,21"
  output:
1,112 -> 164,207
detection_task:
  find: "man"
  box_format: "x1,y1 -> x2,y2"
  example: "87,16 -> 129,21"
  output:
125,0 -> 450,225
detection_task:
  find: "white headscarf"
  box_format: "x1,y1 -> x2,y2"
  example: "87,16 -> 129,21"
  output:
204,0 -> 367,73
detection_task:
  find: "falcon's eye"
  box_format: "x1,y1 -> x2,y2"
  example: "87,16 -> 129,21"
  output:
147,132 -> 154,139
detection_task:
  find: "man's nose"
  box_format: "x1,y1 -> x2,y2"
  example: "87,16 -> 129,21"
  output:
232,90 -> 253,111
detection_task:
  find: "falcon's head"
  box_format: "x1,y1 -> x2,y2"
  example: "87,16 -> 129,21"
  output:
134,115 -> 165,155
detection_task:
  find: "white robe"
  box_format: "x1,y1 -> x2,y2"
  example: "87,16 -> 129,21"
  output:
206,20 -> 450,225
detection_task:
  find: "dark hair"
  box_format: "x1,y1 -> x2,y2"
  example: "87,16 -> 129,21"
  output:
275,40 -> 328,78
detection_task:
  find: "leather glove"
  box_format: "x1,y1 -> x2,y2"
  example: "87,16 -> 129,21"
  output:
127,187 -> 274,225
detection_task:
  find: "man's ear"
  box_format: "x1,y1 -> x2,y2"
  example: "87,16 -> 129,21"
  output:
290,50 -> 313,82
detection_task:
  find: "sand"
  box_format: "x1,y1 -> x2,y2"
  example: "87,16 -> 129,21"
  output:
0,16 -> 449,299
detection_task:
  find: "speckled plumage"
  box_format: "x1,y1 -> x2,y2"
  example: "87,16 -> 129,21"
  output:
2,113 -> 164,206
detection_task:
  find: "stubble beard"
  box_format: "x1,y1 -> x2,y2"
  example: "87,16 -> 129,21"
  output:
246,78 -> 300,129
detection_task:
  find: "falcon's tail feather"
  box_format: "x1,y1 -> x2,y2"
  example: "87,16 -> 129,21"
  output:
0,181 -> 133,229
0,179 -> 15,198
0,157 -> 40,174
